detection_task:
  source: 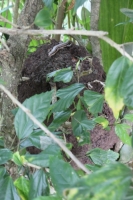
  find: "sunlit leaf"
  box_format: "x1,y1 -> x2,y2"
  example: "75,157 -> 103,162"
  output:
14,177 -> 30,200
94,116 -> 109,129
115,124 -> 131,146
74,0 -> 88,11
65,163 -> 132,200
87,148 -> 119,166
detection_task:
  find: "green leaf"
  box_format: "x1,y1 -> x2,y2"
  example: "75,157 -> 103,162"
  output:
28,131 -> 56,150
81,7 -> 90,30
47,67 -> 73,83
0,176 -> 20,200
50,157 -> 79,196
99,0 -> 133,72
124,113 -> 133,121
115,124 -> 132,146
49,110 -> 71,131
29,169 -> 49,199
105,56 -> 131,119
42,0 -> 54,9
94,116 -> 109,129
119,144 -> 133,163
12,152 -> 23,167
66,163 -> 132,200
33,196 -> 62,200
84,90 -> 104,114
0,167 -> 7,179
34,8 -> 52,27
72,110 -> 95,136
74,0 -> 88,11
14,177 -> 30,200
0,149 -> 13,165
14,91 -> 52,139
52,83 -> 85,112
86,148 -> 119,166
120,8 -> 133,19
25,145 -> 61,167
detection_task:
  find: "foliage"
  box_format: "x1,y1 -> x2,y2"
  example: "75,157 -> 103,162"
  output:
1,0 -> 133,200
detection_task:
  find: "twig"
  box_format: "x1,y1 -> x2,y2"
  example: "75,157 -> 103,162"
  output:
0,84 -> 91,174
0,15 -> 19,28
13,0 -> 20,24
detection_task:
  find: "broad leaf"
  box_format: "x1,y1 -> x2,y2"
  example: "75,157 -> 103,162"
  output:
29,169 -> 49,199
52,83 -> 85,112
115,124 -> 131,146
94,116 -> 109,129
119,144 -> 133,163
105,56 -> 131,119
14,92 -> 52,139
0,176 -> 20,200
99,0 -> 133,72
47,67 -> 73,83
87,148 -> 119,166
12,151 -> 23,167
29,131 -> 56,150
124,113 -> 133,121
25,145 -> 61,168
34,8 -> 52,27
0,167 -> 7,179
50,157 -> 79,196
84,90 -> 104,114
49,110 -> 71,131
0,149 -> 13,165
14,177 -> 30,200
66,163 -> 132,200
72,110 -> 95,136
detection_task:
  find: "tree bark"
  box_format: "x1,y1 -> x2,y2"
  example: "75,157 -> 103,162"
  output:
0,0 -> 43,148
90,0 -> 102,64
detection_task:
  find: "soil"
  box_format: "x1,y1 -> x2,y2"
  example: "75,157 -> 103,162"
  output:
18,39 -> 120,166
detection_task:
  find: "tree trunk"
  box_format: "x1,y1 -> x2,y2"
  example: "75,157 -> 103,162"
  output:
0,0 -> 43,148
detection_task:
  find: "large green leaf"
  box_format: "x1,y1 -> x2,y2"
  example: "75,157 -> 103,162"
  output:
0,149 -> 13,165
29,169 -> 49,200
66,163 -> 132,200
25,145 -> 61,168
52,83 -> 85,112
47,67 -> 73,83
14,177 -> 30,200
86,148 -> 119,166
49,110 -> 71,131
0,176 -> 20,200
99,0 -> 133,72
34,7 -> 52,27
105,56 -> 132,118
115,124 -> 132,146
50,157 -> 79,196
14,92 -> 52,139
29,131 -> 56,150
72,110 -> 95,136
84,90 -> 104,114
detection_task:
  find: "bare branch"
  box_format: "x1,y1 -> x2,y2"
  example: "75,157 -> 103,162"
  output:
0,84 -> 91,174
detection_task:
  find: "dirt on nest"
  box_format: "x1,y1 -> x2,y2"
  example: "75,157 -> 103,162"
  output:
18,39 -> 120,166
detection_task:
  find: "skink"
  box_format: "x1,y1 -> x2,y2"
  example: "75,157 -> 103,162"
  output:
48,41 -> 71,57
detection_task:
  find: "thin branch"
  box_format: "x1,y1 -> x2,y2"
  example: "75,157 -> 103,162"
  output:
0,84 -> 91,174
13,0 -> 20,24
0,15 -> 19,28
